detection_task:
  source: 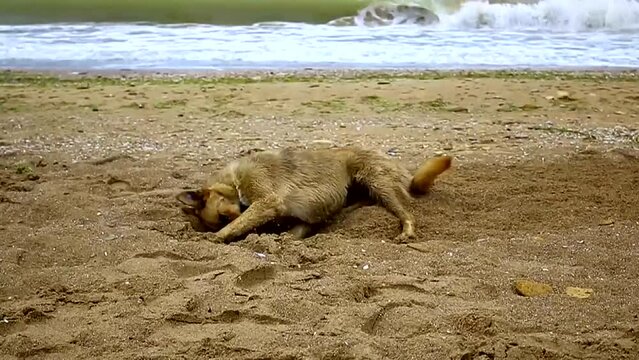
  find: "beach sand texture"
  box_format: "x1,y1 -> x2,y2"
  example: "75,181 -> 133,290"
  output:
1,71 -> 638,359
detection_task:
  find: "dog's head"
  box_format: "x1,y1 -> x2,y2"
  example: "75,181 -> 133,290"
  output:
176,184 -> 243,232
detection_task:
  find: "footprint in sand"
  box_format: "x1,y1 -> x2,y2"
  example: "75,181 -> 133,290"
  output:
106,176 -> 133,192
235,264 -> 278,289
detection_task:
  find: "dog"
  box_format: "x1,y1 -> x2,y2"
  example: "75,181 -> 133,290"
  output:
176,146 -> 451,243
178,180 -> 375,238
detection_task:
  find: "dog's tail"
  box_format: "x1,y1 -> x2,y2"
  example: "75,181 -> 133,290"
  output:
409,155 -> 452,196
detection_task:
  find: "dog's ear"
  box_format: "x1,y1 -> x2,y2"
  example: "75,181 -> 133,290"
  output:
176,190 -> 204,207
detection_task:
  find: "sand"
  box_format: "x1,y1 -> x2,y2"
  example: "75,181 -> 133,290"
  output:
1,70 -> 638,359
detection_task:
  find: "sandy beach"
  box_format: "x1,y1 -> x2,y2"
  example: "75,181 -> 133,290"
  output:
1,69 -> 638,359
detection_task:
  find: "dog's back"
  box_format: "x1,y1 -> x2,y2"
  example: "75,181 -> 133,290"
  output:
233,147 -> 356,223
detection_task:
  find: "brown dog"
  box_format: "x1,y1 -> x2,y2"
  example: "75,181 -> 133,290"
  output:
177,146 -> 451,243
178,183 -> 372,236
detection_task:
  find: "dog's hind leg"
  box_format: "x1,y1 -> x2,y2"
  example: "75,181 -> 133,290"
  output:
356,176 -> 416,242
342,199 -> 375,214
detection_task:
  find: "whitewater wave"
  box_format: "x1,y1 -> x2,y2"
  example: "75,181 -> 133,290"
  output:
332,0 -> 639,31
329,3 -> 440,26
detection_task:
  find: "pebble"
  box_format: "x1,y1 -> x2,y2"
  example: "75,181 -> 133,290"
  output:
599,219 -> 615,226
520,103 -> 541,111
565,287 -> 593,299
311,139 -> 335,146
386,148 -> 400,156
446,106 -> 469,113
514,279 -> 553,297
556,90 -> 575,100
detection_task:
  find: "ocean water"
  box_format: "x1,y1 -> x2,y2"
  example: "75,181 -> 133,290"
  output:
1,0 -> 639,71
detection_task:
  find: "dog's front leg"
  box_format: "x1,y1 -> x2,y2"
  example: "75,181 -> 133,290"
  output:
211,196 -> 284,243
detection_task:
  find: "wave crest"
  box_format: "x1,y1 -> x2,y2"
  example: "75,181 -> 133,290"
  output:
329,2 -> 440,26
329,0 -> 639,31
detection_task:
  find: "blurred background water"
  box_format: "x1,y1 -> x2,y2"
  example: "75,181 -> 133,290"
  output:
1,0 -> 638,71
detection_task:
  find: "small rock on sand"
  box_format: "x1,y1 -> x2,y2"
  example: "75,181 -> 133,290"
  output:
520,103 -> 541,111
514,279 -> 553,297
565,287 -> 593,299
446,106 -> 469,113
311,139 -> 335,147
556,91 -> 576,101
598,219 -> 615,226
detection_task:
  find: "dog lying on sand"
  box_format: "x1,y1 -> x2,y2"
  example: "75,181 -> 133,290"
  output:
177,146 -> 451,243
179,181 -> 375,237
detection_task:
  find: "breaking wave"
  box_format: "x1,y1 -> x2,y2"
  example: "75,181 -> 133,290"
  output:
2,0 -> 638,31
335,0 -> 639,31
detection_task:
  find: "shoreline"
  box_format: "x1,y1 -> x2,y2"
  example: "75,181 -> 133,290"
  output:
2,67 -> 638,84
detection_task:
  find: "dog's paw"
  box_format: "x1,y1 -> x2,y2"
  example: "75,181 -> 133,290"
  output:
205,233 -> 226,244
394,232 -> 416,244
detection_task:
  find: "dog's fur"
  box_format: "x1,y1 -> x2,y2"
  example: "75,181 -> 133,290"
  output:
177,146 -> 451,243
179,182 -> 373,237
